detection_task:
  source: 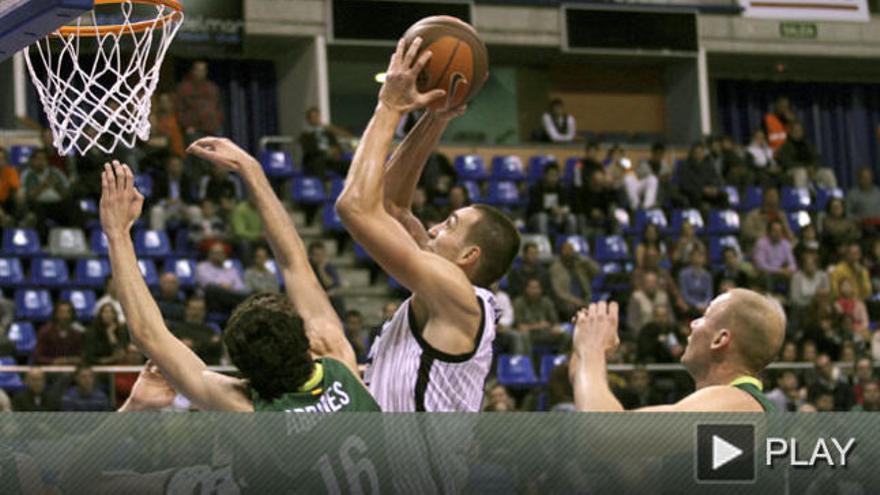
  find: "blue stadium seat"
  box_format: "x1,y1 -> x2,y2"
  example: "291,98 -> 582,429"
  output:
815,187 -> 844,211
0,356 -> 24,392
563,157 -> 580,185
173,228 -> 196,257
328,178 -> 345,202
323,205 -> 345,232
742,186 -> 764,212
666,209 -> 705,236
2,228 -> 41,257
540,354 -> 568,385
706,209 -> 741,235
0,258 -> 25,287
486,181 -> 521,207
781,187 -> 812,211
291,176 -> 326,204
496,355 -> 539,388
164,258 -> 197,289
79,198 -> 98,215
137,259 -> 159,288
626,208 -> 668,235
460,181 -> 483,203
708,236 -> 742,264
594,235 -> 631,262
454,155 -> 488,181
90,229 -> 109,256
134,229 -> 172,258
490,156 -> 526,182
6,322 -> 36,355
61,289 -> 96,321
30,258 -> 70,287
263,259 -> 285,288
613,208 -> 631,231
9,145 -> 35,167
223,258 -> 244,278
134,174 -> 153,199
724,186 -> 741,210
73,258 -> 111,288
556,235 -> 590,256
259,150 -> 296,179
15,289 -> 53,321
527,155 -> 557,184
787,210 -> 812,234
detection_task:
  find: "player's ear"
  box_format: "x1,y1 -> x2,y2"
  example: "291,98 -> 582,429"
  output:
710,328 -> 732,351
459,244 -> 481,268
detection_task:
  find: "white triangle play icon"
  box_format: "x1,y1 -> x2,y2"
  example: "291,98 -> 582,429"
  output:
712,435 -> 743,470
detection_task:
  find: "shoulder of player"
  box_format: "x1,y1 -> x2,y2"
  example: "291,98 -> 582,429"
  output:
201,371 -> 254,412
676,385 -> 763,412
413,252 -> 482,316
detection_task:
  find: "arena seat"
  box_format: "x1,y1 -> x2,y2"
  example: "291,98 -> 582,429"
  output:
742,186 -> 764,212
540,354 -> 568,385
594,235 -> 631,262
787,210 -> 812,234
79,198 -> 98,215
724,186 -> 741,210
134,229 -> 172,258
497,355 -> 539,388
322,205 -> 345,232
61,289 -> 96,321
164,258 -> 197,289
89,229 -> 109,256
626,208 -> 668,235
490,155 -> 526,182
614,208 -> 631,231
259,150 -> 297,179
556,235 -> 590,255
263,259 -> 285,288
518,234 -> 553,263
2,228 -> 42,257
527,155 -> 557,184
223,258 -> 244,278
6,322 -> 36,355
706,209 -> 741,235
73,258 -> 111,288
563,157 -> 580,185
460,180 -> 483,203
815,187 -> 844,211
781,187 -> 812,211
30,258 -> 70,287
9,145 -> 36,167
328,178 -> 345,202
485,181 -> 521,207
0,356 -> 24,393
48,227 -> 90,258
0,257 -> 25,288
666,209 -> 705,236
137,259 -> 159,288
173,228 -> 197,257
134,173 -> 153,199
291,176 -> 326,204
708,236 -> 742,264
454,155 -> 488,181
15,289 -> 53,321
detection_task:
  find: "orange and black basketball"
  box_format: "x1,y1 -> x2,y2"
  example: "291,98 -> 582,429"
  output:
402,16 -> 488,110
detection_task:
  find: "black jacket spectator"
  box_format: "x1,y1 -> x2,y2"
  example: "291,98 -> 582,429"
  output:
678,143 -> 727,209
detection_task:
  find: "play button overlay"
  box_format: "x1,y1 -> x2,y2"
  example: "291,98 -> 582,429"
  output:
696,424 -> 755,483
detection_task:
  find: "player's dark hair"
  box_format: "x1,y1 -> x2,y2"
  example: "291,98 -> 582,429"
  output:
224,293 -> 313,402
467,204 -> 521,287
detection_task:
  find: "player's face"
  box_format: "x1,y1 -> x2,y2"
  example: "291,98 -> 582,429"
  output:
681,293 -> 731,370
426,207 -> 480,264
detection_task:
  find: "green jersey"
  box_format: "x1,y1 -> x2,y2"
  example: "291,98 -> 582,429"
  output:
251,358 -> 380,412
731,376 -> 777,412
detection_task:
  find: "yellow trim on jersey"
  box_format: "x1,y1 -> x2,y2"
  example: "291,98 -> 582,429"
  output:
729,375 -> 763,392
298,362 -> 324,392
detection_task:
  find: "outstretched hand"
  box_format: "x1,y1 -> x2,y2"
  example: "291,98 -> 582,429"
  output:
379,37 -> 446,114
99,161 -> 144,237
122,361 -> 176,412
187,137 -> 259,175
573,301 -> 620,357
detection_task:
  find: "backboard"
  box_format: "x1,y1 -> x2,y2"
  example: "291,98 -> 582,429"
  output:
0,0 -> 94,62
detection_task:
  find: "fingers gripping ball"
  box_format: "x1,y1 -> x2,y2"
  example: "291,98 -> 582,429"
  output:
401,16 -> 489,111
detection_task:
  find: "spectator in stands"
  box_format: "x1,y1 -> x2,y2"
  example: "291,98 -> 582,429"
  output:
766,370 -> 804,412
764,96 -> 794,151
411,186 -> 441,228
0,147 -> 21,226
635,223 -> 667,268
779,340 -> 798,362
507,242 -> 550,299
846,166 -> 880,225
34,301 -> 83,365
61,366 -> 111,411
484,384 -> 516,412
746,129 -> 783,187
195,243 -> 248,313
0,290 -> 15,355
574,168 -> 616,235
175,60 -> 223,141
834,278 -> 870,334
0,388 -> 9,412
713,246 -> 752,292
852,381 -> 880,411
777,122 -> 837,190
603,145 -> 629,199
642,142 -> 685,208
626,271 -> 670,340
189,199 -> 230,253
148,93 -> 186,158
156,272 -> 186,322
94,276 -> 125,324
308,241 -> 345,316
490,282 -> 516,351
438,184 -> 470,220
231,197 -> 263,265
852,357 -> 875,405
742,187 -> 793,252
343,310 -> 369,364
670,221 -> 705,271
19,149 -> 76,232
805,353 -> 854,410
83,302 -> 128,365
577,141 -> 604,184
549,241 -> 600,319
789,249 -> 830,311
677,247 -> 713,317
299,106 -> 350,178
527,163 -> 576,236
677,142 -> 727,211
631,245 -> 687,314
167,297 -> 222,364
819,198 -> 860,262
198,165 -> 241,207
867,238 -> 880,293
720,135 -> 753,194
513,278 -> 569,356
419,152 -> 456,204
635,304 -> 683,363
244,245 -> 280,294
540,98 -> 576,143
618,149 -> 659,211
12,369 -> 60,411
40,128 -> 71,175
149,154 -> 199,231
752,219 -> 797,292
793,223 -> 820,262
547,362 -> 576,411
617,368 -> 665,408
830,242 -> 872,300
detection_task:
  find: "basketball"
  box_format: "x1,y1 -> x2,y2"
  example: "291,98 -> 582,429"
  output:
402,16 -> 488,111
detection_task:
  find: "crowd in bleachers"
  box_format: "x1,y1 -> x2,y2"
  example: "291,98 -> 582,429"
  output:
2,92 -> 880,413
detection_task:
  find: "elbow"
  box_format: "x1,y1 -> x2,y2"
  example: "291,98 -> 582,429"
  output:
335,194 -> 361,224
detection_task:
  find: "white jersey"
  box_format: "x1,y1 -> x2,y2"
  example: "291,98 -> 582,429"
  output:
364,286 -> 497,412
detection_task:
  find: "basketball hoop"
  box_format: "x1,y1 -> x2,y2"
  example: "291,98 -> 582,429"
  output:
24,0 -> 184,156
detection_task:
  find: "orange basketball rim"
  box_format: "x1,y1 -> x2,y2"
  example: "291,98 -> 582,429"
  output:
57,0 -> 183,37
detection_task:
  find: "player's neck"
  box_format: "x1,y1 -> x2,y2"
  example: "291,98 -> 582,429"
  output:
693,364 -> 753,390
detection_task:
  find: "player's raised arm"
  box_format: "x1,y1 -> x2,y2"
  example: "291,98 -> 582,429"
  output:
571,302 -> 627,412
187,137 -> 357,375
100,162 -> 249,412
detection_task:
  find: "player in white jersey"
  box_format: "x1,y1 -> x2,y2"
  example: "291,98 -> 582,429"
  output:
336,37 -> 521,411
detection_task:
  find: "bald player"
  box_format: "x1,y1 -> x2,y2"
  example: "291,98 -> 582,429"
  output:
572,289 -> 785,412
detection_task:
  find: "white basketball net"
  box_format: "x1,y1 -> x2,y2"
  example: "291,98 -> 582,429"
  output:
24,1 -> 183,156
